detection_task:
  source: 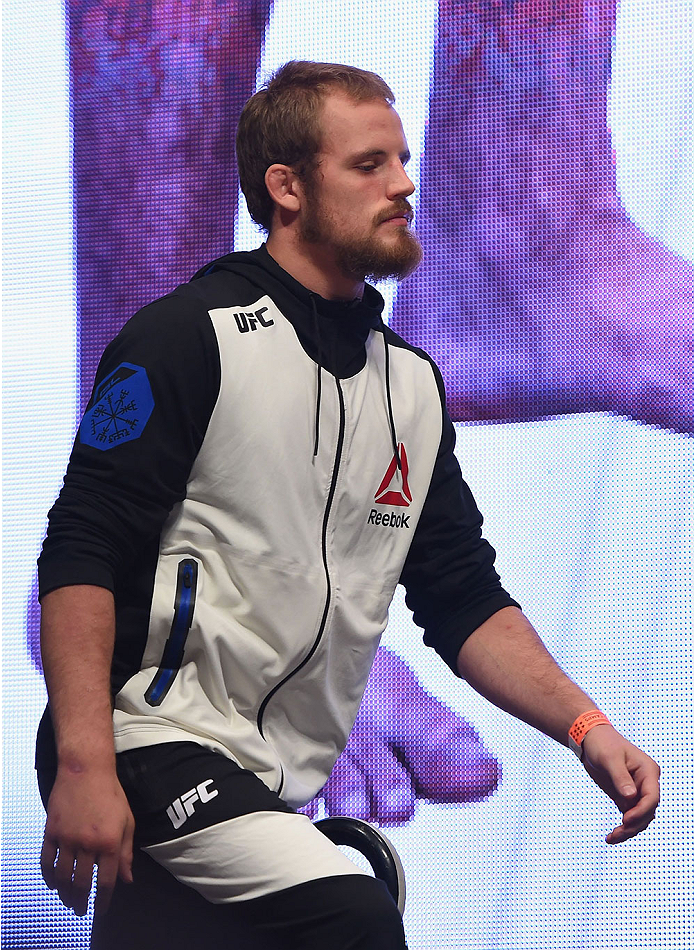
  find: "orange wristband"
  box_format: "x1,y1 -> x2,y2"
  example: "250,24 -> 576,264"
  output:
568,710 -> 611,759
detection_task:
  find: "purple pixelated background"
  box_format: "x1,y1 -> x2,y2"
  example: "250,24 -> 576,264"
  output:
392,0 -> 693,433
71,0 -> 694,431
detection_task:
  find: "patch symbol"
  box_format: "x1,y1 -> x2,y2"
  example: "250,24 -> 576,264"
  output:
79,362 -> 154,451
374,443 -> 412,507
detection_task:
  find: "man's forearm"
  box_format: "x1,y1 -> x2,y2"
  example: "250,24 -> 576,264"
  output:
39,584 -> 135,915
457,606 -> 597,746
40,584 -> 118,769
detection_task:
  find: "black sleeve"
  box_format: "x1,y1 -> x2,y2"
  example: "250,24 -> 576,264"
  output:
37,293 -> 221,598
399,366 -> 520,675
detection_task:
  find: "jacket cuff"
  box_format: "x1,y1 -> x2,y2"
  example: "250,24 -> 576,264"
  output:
424,595 -> 521,675
37,557 -> 116,600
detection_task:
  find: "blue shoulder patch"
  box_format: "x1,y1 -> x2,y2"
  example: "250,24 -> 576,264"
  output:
79,362 -> 154,451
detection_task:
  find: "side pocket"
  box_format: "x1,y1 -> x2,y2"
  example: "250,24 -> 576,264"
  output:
144,558 -> 198,707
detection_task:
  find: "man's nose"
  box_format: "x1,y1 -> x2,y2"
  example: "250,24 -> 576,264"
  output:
387,163 -> 415,200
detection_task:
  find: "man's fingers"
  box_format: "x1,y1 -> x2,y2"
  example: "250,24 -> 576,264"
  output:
118,817 -> 135,885
603,798 -> 654,843
611,772 -> 660,842
94,819 -> 135,915
51,845 -> 87,914
606,792 -> 657,843
606,809 -> 656,844
40,836 -> 128,916
70,851 -> 97,917
94,851 -> 120,916
40,832 -> 93,913
594,753 -> 638,804
40,771 -> 136,913
589,748 -> 660,844
40,836 -> 59,890
624,775 -> 660,823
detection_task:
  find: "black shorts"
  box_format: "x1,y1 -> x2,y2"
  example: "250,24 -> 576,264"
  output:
39,741 -> 406,950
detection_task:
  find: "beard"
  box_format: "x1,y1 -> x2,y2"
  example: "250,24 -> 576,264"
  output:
300,192 -> 423,282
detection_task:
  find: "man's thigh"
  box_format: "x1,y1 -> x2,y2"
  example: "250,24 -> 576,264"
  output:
92,741 -> 405,949
90,848 -> 404,949
118,741 -> 364,901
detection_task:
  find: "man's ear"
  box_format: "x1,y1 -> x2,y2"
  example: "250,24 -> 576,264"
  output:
265,164 -> 302,215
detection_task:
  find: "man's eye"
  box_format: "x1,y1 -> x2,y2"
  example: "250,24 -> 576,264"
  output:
357,164 -> 377,172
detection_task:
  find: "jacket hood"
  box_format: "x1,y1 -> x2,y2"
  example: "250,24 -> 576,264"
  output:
190,243 -> 400,464
190,244 -> 385,380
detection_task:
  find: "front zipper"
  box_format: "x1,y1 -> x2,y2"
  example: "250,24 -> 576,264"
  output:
256,377 -> 346,788
145,558 -> 198,707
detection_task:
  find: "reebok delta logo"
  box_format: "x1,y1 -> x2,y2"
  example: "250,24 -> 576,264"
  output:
368,444 -> 412,529
374,443 -> 412,507
166,779 -> 218,830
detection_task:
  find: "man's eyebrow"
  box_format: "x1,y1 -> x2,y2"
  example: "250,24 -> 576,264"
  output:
348,148 -> 411,164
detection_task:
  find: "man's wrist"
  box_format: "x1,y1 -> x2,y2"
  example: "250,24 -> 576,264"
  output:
567,709 -> 612,760
56,739 -> 117,774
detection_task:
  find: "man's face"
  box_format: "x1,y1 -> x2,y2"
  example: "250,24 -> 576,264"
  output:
299,93 -> 422,282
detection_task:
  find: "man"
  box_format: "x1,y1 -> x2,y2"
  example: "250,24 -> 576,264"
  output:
37,61 -> 659,949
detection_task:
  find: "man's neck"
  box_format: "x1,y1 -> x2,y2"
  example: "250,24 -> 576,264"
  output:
265,232 -> 364,302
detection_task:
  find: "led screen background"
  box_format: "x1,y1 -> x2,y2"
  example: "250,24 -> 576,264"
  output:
2,1 -> 693,947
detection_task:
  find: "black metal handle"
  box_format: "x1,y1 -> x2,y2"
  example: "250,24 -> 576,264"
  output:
315,817 -> 406,915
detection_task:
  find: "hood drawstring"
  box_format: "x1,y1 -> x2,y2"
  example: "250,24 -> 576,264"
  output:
310,297 -> 396,472
311,295 -> 322,458
382,322 -> 402,473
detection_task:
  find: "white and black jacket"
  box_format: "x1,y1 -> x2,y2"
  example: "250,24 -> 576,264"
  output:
37,245 -> 518,808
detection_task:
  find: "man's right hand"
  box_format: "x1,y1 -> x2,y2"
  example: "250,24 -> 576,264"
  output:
39,585 -> 131,915
41,765 -> 135,917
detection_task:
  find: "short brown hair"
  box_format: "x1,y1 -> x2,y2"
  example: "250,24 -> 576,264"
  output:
236,61 -> 394,232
